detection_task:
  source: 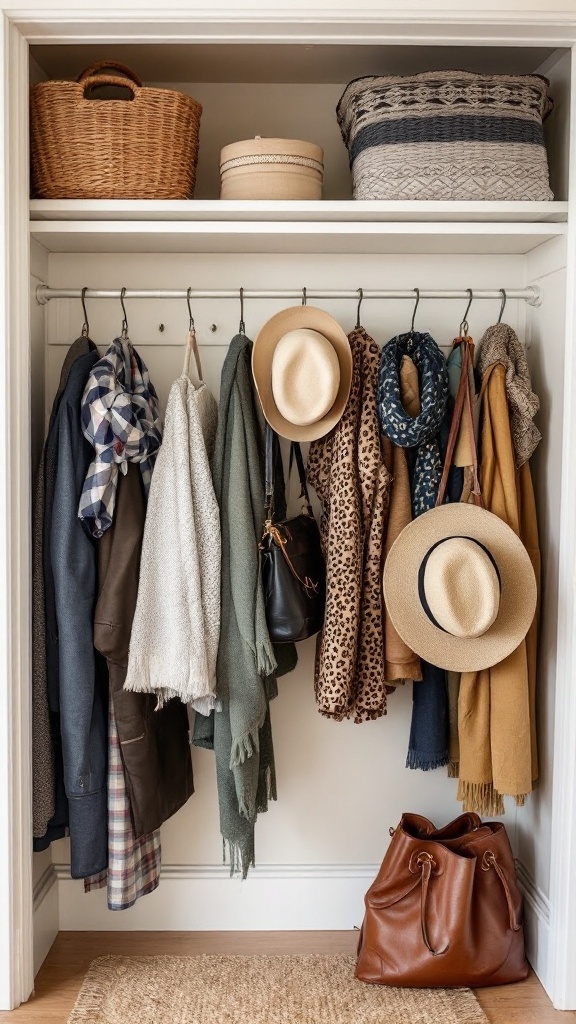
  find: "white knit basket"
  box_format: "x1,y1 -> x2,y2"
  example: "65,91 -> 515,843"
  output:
337,71 -> 554,201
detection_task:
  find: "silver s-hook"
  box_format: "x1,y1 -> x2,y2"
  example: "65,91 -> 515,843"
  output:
120,287 -> 129,340
410,288 -> 420,335
239,287 -> 245,335
81,286 -> 89,338
356,287 -> 363,329
186,287 -> 195,332
498,289 -> 507,325
460,288 -> 473,337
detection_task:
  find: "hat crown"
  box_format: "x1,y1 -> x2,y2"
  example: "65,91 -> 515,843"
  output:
271,328 -> 340,428
422,536 -> 500,639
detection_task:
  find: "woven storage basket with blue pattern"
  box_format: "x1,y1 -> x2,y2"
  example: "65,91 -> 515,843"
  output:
336,71 -> 553,201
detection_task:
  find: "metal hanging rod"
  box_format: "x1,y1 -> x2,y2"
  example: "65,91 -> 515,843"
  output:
36,285 -> 542,306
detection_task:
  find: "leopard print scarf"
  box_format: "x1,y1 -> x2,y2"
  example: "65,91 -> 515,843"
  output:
307,328 -> 392,723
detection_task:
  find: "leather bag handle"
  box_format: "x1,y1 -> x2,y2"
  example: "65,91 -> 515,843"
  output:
288,439 -> 314,517
482,851 -> 522,931
413,852 -> 449,957
264,423 -> 276,523
436,336 -> 483,508
265,425 -> 312,522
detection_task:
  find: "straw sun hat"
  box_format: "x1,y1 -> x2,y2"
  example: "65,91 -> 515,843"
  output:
252,306 -> 352,442
383,503 -> 537,673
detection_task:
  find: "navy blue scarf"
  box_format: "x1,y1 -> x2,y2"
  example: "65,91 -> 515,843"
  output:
378,331 -> 450,771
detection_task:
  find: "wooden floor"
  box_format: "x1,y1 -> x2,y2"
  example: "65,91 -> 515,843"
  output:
1,932 -> 574,1023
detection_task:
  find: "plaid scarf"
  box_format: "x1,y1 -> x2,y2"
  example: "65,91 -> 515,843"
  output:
78,337 -> 162,538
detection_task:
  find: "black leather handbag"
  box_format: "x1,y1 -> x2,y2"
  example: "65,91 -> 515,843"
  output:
260,426 -> 325,643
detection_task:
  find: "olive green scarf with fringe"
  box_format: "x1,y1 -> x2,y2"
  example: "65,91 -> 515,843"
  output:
193,334 -> 296,877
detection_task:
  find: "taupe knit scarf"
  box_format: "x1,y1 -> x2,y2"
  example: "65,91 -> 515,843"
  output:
477,323 -> 541,467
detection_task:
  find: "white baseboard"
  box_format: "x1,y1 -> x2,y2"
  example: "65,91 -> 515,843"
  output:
515,859 -> 551,989
53,855 -> 552,988
33,864 -> 58,973
55,862 -> 378,931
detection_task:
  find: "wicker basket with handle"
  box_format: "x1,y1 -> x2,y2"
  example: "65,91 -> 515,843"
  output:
30,61 -> 202,200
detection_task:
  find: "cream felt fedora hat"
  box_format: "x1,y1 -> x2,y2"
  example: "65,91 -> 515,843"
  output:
383,503 -> 537,673
252,305 -> 352,442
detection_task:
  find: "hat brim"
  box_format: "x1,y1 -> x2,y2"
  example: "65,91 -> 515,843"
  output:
252,306 -> 353,442
383,503 -> 537,673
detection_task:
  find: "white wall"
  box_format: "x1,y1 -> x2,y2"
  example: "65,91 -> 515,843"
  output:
162,83 -> 350,201
41,248 -> 532,928
515,239 -> 568,985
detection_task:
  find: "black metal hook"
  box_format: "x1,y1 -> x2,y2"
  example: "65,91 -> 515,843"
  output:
410,288 -> 420,334
498,288 -> 507,325
81,286 -> 89,338
302,286 -> 307,306
356,287 -> 363,329
186,287 -> 195,332
239,287 -> 245,335
120,287 -> 129,339
460,288 -> 473,337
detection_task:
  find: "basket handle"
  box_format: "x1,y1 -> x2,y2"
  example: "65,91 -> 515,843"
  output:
81,73 -> 140,100
77,61 -> 142,87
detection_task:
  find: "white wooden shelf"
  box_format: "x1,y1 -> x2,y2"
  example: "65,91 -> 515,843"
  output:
29,200 -> 568,256
30,199 -> 568,223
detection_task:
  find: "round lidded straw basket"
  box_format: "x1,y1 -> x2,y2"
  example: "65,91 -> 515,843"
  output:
220,137 -> 324,200
30,61 -> 203,200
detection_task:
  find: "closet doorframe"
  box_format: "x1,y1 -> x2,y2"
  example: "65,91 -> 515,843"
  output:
2,5 -> 576,1012
547,42 -> 576,1013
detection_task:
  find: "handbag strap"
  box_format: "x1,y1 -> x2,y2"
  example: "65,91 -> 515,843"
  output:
413,853 -> 449,956
265,424 -> 313,522
436,336 -> 483,508
413,847 -> 521,958
289,439 -> 314,517
482,851 -> 522,931
265,422 -> 276,523
183,328 -> 203,382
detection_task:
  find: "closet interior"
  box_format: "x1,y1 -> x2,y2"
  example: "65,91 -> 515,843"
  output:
27,35 -> 572,999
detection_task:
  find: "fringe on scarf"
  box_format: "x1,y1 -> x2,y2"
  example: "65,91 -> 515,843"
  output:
253,638 -> 277,679
224,838 -> 255,881
447,760 -> 460,779
229,702 -> 269,773
458,781 -> 530,815
223,765 -> 276,880
458,780 -> 505,817
406,751 -> 449,772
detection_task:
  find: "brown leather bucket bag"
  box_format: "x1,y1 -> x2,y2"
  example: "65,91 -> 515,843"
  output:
356,812 -> 529,988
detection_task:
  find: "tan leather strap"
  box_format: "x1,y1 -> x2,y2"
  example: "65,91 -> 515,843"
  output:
436,336 -> 483,508
482,851 -> 522,931
415,852 -> 449,956
183,328 -> 203,381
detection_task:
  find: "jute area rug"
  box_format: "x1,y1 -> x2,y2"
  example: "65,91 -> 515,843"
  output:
67,954 -> 488,1024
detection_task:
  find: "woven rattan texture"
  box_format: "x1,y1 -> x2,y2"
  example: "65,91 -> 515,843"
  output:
31,62 -> 202,200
